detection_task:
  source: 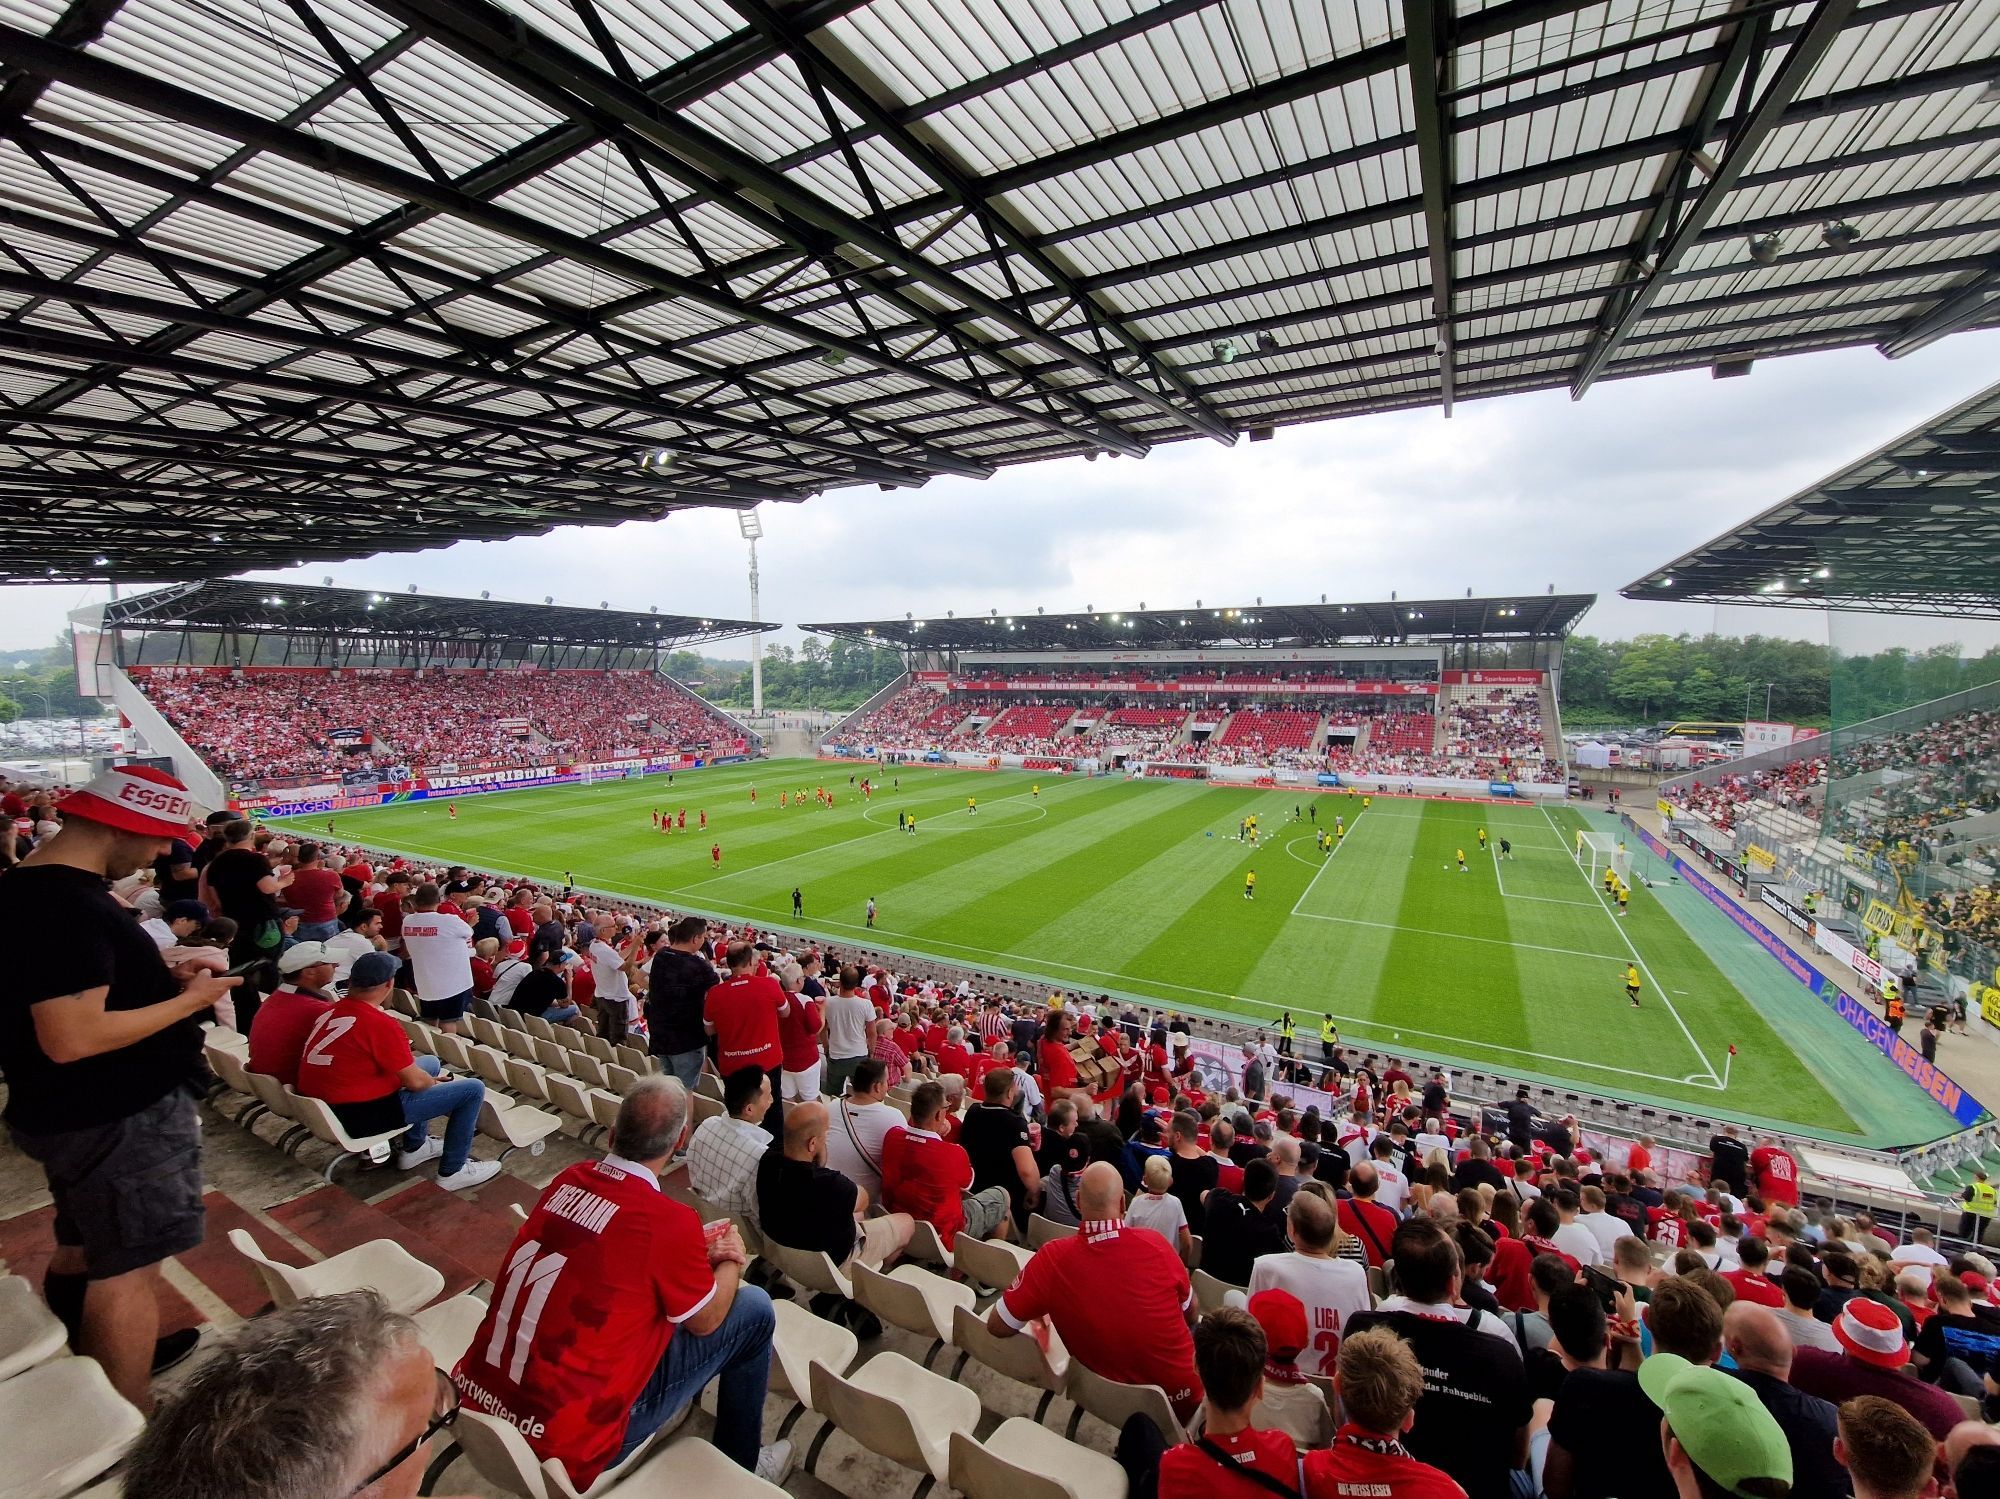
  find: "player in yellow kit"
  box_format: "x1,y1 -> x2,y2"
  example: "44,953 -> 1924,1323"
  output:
1243,869 -> 1257,900
1623,963 -> 1642,1008
1456,847 -> 1467,872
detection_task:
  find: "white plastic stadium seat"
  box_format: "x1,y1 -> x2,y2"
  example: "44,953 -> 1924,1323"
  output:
949,1304 -> 1067,1423
1063,1362 -> 1185,1446
951,1419 -> 1128,1499
808,1352 -> 981,1485
0,1276 -> 67,1382
451,1408 -> 551,1499
952,1235 -> 1030,1296
226,1228 -> 444,1315
411,1290 -> 489,1372
770,1297 -> 858,1423
0,1355 -> 145,1499
283,1087 -> 407,1182
478,1095 -> 562,1159
851,1262 -> 974,1364
505,1057 -> 554,1102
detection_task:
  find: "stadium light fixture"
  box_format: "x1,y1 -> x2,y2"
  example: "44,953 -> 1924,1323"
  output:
93,554 -> 108,566
1212,339 -> 1239,364
820,348 -> 848,367
1256,333 -> 1278,354
1747,233 -> 1782,265
1820,220 -> 1861,251
1815,566 -> 1832,579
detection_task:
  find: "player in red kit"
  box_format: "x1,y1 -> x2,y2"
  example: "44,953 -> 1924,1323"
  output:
677,809 -> 686,830
699,809 -> 707,830
711,842 -> 722,869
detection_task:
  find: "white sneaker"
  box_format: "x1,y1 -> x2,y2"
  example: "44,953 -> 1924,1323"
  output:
755,1440 -> 795,1485
437,1158 -> 502,1191
396,1137 -> 443,1170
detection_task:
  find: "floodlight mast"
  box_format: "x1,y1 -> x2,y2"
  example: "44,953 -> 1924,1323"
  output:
739,507 -> 764,715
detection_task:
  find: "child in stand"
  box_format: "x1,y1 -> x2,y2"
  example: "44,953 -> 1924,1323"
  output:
1128,1154 -> 1192,1265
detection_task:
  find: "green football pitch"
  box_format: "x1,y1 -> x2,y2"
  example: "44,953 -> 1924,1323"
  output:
269,756 -> 1949,1144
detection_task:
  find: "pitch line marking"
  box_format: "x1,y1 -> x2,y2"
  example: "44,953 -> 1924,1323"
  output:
1287,909 -> 1632,964
1490,837 -> 1598,906
1289,807 -> 1363,918
1539,803 -> 1720,1086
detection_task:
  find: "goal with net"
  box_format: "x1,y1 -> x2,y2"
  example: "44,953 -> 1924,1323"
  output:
1572,828 -> 1632,890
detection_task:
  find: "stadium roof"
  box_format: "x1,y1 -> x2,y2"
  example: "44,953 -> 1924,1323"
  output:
2,0 -> 1997,586
99,577 -> 776,648
803,593 -> 1595,650
1623,378 -> 2000,618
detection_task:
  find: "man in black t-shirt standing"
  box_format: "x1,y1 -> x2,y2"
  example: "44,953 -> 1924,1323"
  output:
646,914 -> 720,1090
1,766 -> 240,1412
1708,1124 -> 1752,1199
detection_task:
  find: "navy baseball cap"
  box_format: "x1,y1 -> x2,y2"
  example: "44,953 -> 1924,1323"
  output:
164,900 -> 212,923
347,951 -> 400,989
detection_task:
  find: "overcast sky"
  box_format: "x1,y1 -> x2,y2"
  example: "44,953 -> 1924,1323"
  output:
6,330 -> 1998,660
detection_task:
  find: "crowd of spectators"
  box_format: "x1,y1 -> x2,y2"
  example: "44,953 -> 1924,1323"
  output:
19,761 -> 1999,1499
831,680 -> 1578,781
1666,758 -> 1828,833
1441,684 -> 1559,781
133,666 -> 743,786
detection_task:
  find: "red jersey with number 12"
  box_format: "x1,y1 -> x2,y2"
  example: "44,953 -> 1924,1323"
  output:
453,1159 -> 715,1489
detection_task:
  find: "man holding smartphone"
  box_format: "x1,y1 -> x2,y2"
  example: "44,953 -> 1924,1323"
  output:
1,765 -> 242,1411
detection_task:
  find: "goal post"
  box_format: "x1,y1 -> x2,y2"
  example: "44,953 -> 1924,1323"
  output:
1572,828 -> 1632,890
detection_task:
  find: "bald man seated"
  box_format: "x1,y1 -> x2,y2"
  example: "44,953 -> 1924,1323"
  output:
987,1160 -> 1204,1418
756,1099 -> 914,1282
1722,1301 -> 1851,1499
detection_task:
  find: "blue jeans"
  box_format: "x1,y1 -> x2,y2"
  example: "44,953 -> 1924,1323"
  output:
661,1049 -> 706,1091
402,1055 -> 485,1174
543,1003 -> 582,1024
616,1283 -> 774,1469
293,919 -> 340,942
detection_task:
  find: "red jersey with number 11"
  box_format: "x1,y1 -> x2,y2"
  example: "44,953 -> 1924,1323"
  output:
453,1159 -> 715,1490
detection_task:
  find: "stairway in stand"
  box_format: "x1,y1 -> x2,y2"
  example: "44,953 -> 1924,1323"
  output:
0,1171 -> 544,1341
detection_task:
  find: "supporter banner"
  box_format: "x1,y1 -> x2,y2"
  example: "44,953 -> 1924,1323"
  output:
1760,886 -> 1809,930
1488,781 -> 1517,797
326,726 -> 369,745
913,671 -> 950,682
1624,817 -> 1986,1130
1317,773 -> 1343,787
1746,843 -> 1777,871
1440,670 -> 1544,685
1984,988 -> 2000,1029
1862,899 -> 1900,937
1656,798 -> 1674,820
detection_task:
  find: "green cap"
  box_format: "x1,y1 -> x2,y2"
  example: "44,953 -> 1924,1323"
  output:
1637,1354 -> 1793,1499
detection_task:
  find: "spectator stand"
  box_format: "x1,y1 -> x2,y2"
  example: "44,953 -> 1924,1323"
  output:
82,580 -> 772,808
